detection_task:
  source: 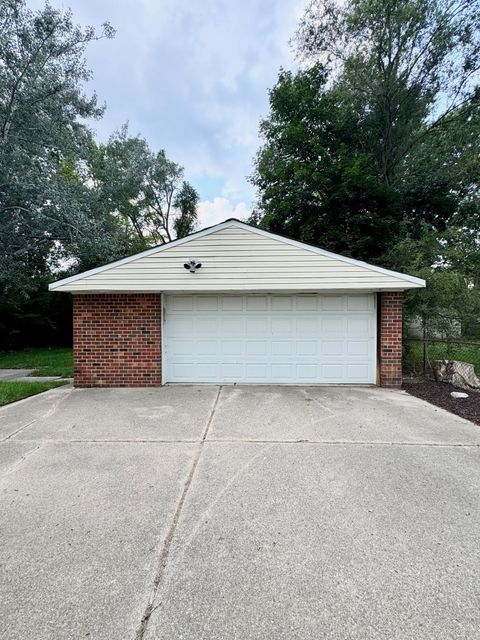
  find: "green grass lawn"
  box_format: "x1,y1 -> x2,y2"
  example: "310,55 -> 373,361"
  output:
0,380 -> 69,406
0,347 -> 73,377
404,340 -> 480,375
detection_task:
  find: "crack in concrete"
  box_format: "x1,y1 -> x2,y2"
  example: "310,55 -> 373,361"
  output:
163,442 -> 277,575
1,388 -> 72,442
134,385 -> 223,640
0,443 -> 42,481
300,388 -> 337,415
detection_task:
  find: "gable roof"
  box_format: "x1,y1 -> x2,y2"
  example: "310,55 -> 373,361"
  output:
49,219 -> 425,292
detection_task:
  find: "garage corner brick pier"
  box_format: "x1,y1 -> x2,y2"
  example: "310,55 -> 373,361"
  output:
50,219 -> 425,388
73,294 -> 162,387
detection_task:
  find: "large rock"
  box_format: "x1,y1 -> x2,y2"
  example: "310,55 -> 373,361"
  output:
433,360 -> 480,391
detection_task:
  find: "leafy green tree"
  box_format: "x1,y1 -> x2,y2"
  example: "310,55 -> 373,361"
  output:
87,127 -> 152,252
90,126 -> 199,246
0,2 -> 201,349
0,0 -> 116,346
253,0 -> 480,244
251,65 -> 402,262
295,0 -> 480,186
174,182 -> 200,238
401,100 -> 480,235
252,0 -> 480,328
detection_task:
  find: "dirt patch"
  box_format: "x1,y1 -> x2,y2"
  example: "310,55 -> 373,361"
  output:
403,380 -> 480,426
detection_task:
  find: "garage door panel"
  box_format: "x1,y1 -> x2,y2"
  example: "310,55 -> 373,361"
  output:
322,341 -> 344,356
196,317 -> 218,335
271,296 -> 293,310
346,316 -> 371,334
296,363 -> 317,378
165,294 -> 375,383
347,295 -> 372,311
196,363 -> 218,379
169,362 -> 194,379
246,296 -> 268,310
221,340 -> 243,356
169,317 -> 194,336
321,317 -> 344,336
246,340 -> 267,355
296,296 -> 318,311
347,340 -> 370,356
271,317 -> 293,335
197,340 -> 218,356
271,363 -> 294,379
221,297 -> 243,311
221,363 -> 243,378
170,295 -> 194,311
296,317 -> 318,335
197,296 -> 218,311
347,363 -> 370,380
245,363 -> 268,379
169,339 -> 195,356
322,363 -> 344,378
221,317 -> 244,334
322,296 -> 345,311
271,341 -> 293,356
246,317 -> 268,334
297,341 -> 317,356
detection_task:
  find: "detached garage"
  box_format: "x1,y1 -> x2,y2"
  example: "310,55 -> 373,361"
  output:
49,219 -> 425,388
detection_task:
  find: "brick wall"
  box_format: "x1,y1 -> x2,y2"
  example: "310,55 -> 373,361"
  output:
73,294 -> 162,387
379,291 -> 403,388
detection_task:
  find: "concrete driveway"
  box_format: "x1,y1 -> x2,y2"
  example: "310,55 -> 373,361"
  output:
1,385 -> 479,640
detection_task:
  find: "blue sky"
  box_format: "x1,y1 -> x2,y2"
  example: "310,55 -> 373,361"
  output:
30,0 -> 301,227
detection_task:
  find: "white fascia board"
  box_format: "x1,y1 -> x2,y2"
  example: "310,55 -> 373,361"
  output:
49,219 -> 426,291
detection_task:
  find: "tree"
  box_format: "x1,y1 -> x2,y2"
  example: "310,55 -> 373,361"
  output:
251,65 -> 402,262
295,0 -> 480,186
0,0 -> 116,347
0,2 -> 201,349
251,0 -> 480,331
252,0 -> 480,270
395,233 -> 480,338
90,126 -> 199,246
174,182 -> 200,238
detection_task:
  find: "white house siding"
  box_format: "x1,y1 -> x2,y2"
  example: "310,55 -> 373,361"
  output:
51,224 -> 424,293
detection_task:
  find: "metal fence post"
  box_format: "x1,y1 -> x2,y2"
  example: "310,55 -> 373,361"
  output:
422,321 -> 426,375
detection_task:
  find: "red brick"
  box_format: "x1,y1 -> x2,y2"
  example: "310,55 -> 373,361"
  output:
378,291 -> 403,388
73,294 -> 161,388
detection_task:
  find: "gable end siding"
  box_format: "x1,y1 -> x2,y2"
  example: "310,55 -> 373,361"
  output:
52,226 -> 423,293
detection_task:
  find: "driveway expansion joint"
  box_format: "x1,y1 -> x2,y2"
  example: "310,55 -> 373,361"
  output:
134,385 -> 223,640
3,438 -> 479,447
205,439 -> 480,447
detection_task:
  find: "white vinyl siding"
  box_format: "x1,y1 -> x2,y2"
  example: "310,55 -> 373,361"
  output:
164,294 -> 376,384
51,225 -> 424,293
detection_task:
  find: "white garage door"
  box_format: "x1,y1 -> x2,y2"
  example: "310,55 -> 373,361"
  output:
164,294 -> 376,384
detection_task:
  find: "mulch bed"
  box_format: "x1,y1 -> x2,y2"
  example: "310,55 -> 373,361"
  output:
403,380 -> 480,426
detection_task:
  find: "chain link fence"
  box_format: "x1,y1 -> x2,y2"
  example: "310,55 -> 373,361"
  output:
404,337 -> 480,377
404,313 -> 480,377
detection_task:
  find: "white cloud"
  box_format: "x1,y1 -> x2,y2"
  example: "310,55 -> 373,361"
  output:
197,198 -> 251,228
28,0 -> 304,206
